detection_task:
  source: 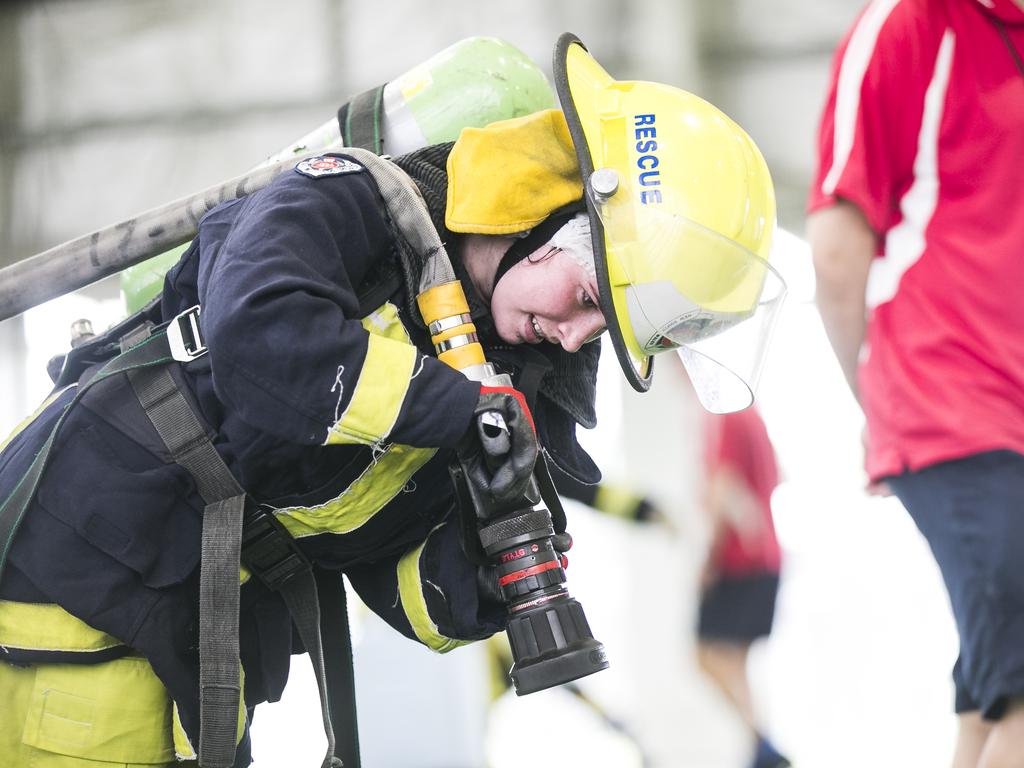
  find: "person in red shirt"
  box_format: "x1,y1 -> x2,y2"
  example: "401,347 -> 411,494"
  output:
809,1 -> 1024,765
697,405 -> 787,768
553,401 -> 787,768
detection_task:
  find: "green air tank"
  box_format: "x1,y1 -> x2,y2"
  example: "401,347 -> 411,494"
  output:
121,37 -> 554,314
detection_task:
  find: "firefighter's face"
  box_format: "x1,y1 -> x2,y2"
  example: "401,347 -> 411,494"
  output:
490,246 -> 605,353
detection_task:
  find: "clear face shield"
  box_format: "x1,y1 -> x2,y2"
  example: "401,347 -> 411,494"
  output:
593,183 -> 787,413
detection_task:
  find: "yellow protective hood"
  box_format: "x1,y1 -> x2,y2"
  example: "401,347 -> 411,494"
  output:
445,109 -> 583,235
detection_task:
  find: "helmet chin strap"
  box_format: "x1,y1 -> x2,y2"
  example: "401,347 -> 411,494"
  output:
491,212 -> 575,294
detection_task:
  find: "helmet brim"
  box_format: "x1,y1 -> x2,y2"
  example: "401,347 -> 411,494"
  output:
553,32 -> 654,393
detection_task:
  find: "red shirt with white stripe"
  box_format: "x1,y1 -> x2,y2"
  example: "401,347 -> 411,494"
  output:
809,0 -> 1024,481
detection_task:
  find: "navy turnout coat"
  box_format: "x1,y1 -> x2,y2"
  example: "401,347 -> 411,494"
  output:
0,155 -> 512,754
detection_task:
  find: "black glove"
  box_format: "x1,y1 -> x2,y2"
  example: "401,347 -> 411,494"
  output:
458,385 -> 539,512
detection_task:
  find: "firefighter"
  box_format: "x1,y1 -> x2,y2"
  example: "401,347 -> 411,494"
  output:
0,34 -> 783,768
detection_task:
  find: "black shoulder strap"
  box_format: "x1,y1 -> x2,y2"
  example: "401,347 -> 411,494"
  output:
356,269 -> 404,318
337,85 -> 386,155
127,357 -> 248,768
123,330 -> 347,768
315,569 -> 361,768
48,295 -> 163,389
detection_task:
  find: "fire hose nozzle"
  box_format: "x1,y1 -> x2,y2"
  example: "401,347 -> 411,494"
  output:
418,279 -> 609,695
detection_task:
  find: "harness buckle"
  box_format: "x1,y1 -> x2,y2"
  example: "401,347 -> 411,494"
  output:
241,505 -> 312,592
167,305 -> 207,362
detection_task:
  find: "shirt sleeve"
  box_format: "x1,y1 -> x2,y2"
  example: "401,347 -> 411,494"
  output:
808,1 -> 942,235
195,158 -> 480,450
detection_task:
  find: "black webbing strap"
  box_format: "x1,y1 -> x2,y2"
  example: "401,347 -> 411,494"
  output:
513,357 -> 569,535
277,571 -> 345,768
356,271 -> 403,318
126,363 -> 247,768
533,451 -> 569,536
126,350 -> 344,768
337,86 -> 386,154
238,512 -> 347,766
314,569 -> 360,768
197,498 -> 246,768
490,348 -> 568,535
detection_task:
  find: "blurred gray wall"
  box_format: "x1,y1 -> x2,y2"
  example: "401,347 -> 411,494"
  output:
0,0 -> 864,276
700,0 -> 861,224
0,0 -> 697,275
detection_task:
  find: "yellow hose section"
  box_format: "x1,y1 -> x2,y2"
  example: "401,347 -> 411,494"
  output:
439,343 -> 486,369
417,281 -> 472,327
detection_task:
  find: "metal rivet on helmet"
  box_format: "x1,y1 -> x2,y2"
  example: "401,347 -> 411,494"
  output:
589,169 -> 620,202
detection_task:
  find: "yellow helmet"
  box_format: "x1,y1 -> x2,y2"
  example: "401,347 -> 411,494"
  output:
553,33 -> 786,412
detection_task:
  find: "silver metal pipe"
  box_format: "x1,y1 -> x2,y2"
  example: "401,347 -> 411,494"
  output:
0,147 -> 333,322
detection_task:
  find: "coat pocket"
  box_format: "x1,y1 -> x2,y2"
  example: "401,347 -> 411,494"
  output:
38,416 -> 203,590
20,656 -> 175,765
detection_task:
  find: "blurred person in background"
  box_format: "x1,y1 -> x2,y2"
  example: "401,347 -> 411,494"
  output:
808,1 -> 1024,766
697,405 -> 787,768
555,401 -> 788,768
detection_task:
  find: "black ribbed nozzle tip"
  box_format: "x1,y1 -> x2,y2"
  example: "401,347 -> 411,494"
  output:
506,593 -> 609,695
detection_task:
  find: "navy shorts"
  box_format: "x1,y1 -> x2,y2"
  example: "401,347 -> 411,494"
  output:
888,450 -> 1024,720
697,571 -> 780,644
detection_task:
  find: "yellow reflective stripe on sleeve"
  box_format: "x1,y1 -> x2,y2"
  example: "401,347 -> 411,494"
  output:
279,301 -> 436,537
0,600 -> 124,653
0,384 -> 75,453
396,525 -> 470,654
275,444 -> 436,538
326,334 -> 417,446
360,301 -> 413,345
594,483 -> 643,520
325,303 -> 418,447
